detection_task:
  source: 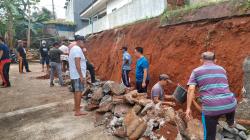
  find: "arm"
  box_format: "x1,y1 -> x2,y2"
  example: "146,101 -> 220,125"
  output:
142,69 -> 148,87
75,57 -> 84,82
186,85 -> 196,120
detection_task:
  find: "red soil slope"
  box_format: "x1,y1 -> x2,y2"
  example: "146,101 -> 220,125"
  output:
85,16 -> 250,98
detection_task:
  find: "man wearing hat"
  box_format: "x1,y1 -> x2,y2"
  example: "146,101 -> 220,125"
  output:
121,46 -> 132,87
68,35 -> 88,116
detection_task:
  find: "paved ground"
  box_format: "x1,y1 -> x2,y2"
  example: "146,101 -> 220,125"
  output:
0,63 -> 121,140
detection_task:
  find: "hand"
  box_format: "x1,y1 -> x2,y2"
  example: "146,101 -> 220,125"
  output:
80,76 -> 86,84
185,108 -> 192,121
18,57 -> 22,60
142,82 -> 146,88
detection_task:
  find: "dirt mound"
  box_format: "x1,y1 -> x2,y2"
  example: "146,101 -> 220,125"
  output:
86,16 -> 250,100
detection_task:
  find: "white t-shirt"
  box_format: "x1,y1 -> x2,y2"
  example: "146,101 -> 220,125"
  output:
68,45 -> 86,80
59,45 -> 69,61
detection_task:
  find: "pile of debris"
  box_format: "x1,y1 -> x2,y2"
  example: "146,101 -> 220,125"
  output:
81,80 -> 206,140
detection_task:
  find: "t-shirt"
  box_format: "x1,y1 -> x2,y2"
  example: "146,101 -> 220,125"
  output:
39,45 -> 50,57
151,83 -> 164,101
0,43 -> 10,60
17,46 -> 26,58
136,56 -> 150,82
122,51 -> 132,70
48,47 -> 63,63
187,62 -> 237,116
68,45 -> 87,79
59,45 -> 69,61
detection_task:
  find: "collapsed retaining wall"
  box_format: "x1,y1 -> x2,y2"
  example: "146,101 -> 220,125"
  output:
85,15 -> 250,98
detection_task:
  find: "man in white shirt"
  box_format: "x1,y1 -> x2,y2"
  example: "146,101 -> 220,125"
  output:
68,36 -> 87,116
59,41 -> 69,72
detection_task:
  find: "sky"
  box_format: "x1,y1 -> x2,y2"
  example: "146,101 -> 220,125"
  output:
37,0 -> 66,19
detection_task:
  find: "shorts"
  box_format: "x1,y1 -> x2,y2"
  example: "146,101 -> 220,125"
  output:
71,78 -> 84,92
41,56 -> 49,65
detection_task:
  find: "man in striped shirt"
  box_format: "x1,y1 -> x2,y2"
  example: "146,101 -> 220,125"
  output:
185,52 -> 237,140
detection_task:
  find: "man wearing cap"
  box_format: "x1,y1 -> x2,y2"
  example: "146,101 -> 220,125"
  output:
151,74 -> 174,105
39,40 -> 50,73
121,46 -> 132,87
69,36 -> 88,116
17,40 -> 31,73
186,52 -> 237,140
0,37 -> 11,88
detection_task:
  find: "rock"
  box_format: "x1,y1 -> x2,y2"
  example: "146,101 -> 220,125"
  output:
102,81 -> 114,93
236,98 -> 250,120
224,127 -> 239,135
235,136 -> 242,140
85,103 -> 99,111
112,95 -> 126,104
217,125 -> 224,133
110,83 -> 126,95
124,90 -> 139,104
239,131 -> 248,140
141,102 -> 155,115
99,95 -> 112,106
132,104 -> 142,114
216,132 -> 223,140
128,119 -> 147,140
236,124 -> 247,131
222,138 -> 235,140
94,112 -> 112,127
164,107 -> 176,122
91,88 -> 103,101
126,116 -> 141,136
124,110 -> 138,128
113,127 -> 127,138
113,103 -> 132,117
138,98 -> 153,106
109,116 -> 123,127
143,119 -> 155,137
186,119 -> 204,140
96,102 -> 113,113
221,130 -> 234,139
175,112 -> 186,135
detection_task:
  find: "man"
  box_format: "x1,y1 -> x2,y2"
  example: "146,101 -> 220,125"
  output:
121,46 -> 132,87
59,41 -> 69,72
151,74 -> 174,105
48,42 -> 65,87
186,52 -> 237,140
69,36 -> 88,116
135,47 -> 150,93
0,37 -> 11,88
82,47 -> 96,83
17,40 -> 31,73
39,40 -> 50,73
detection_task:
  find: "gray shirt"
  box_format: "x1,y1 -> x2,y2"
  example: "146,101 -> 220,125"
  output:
49,47 -> 63,63
151,83 -> 164,101
122,51 -> 132,70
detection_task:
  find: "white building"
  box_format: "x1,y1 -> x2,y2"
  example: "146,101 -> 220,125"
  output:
76,0 -> 167,36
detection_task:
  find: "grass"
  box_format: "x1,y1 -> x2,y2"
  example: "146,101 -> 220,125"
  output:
160,0 -> 229,24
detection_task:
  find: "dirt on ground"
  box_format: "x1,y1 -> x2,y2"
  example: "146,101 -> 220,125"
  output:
85,16 -> 250,101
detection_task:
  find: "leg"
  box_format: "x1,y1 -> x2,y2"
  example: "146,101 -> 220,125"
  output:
41,57 -> 45,72
23,58 -> 30,72
50,62 -> 55,86
204,114 -> 220,140
56,63 -> 64,86
87,62 -> 96,83
136,81 -> 143,93
62,60 -> 66,73
66,61 -> 69,71
73,79 -> 87,116
19,58 -> 23,73
225,111 -> 235,127
0,62 -> 5,85
3,63 -> 10,87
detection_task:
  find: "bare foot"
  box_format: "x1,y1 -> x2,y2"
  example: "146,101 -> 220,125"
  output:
75,112 -> 88,116
73,106 -> 83,111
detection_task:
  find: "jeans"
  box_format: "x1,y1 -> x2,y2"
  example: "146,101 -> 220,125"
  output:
19,57 -> 29,72
136,80 -> 149,93
87,61 -> 96,83
122,69 -> 131,87
50,62 -> 64,86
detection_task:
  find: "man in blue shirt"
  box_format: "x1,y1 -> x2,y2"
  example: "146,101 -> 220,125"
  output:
135,47 -> 150,93
121,46 -> 132,87
0,36 -> 11,88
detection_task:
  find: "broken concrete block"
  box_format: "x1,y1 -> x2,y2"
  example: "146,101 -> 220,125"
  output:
96,102 -> 113,113
128,119 -> 147,140
138,98 -> 153,106
124,110 -> 138,128
113,127 -> 127,138
164,107 -> 176,122
112,95 -> 126,104
132,104 -> 142,114
94,112 -> 112,127
239,131 -> 248,140
99,95 -> 112,106
175,112 -> 186,135
221,130 -> 234,139
102,81 -> 115,93
127,117 -> 141,136
113,103 -> 132,117
91,88 -> 104,101
141,102 -> 155,115
224,127 -> 239,135
110,83 -> 126,95
236,124 -> 247,131
124,90 -> 139,104
85,103 -> 99,111
186,119 -> 204,140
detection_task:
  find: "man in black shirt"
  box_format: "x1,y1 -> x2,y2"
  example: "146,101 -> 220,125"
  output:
39,40 -> 50,73
48,42 -> 64,87
17,40 -> 31,73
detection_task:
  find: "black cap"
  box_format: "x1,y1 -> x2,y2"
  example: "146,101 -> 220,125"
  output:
75,35 -> 85,41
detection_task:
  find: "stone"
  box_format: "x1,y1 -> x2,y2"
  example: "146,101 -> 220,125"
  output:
113,103 -> 132,117
141,102 -> 155,115
224,127 -> 239,135
113,127 -> 127,138
85,103 -> 99,111
164,107 -> 176,122
236,98 -> 250,120
102,81 -> 114,93
132,104 -> 142,114
138,98 -> 153,106
110,83 -> 126,95
126,116 -> 141,136
186,119 -> 204,140
248,135 -> 250,139
239,131 -> 248,140
236,124 -> 247,131
96,102 -> 113,113
221,130 -> 234,139
175,112 -> 186,135
124,110 -> 138,128
143,119 -> 155,137
91,88 -> 103,101
124,90 -> 139,104
94,112 -> 112,127
99,95 -> 112,106
128,119 -> 147,140
112,95 -> 126,104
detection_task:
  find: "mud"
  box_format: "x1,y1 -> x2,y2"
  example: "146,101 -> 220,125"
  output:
86,16 -> 250,100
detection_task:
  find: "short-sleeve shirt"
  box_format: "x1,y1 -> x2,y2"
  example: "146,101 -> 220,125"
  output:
0,43 -> 10,60
17,46 -> 26,58
48,47 -> 63,63
39,45 -> 50,57
187,62 -> 237,116
68,45 -> 87,80
136,56 -> 150,82
122,51 -> 132,70
151,83 -> 164,101
59,45 -> 69,61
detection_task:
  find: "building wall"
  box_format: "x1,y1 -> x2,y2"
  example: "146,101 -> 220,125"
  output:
65,0 -> 75,22
107,0 -> 132,14
76,0 -> 166,36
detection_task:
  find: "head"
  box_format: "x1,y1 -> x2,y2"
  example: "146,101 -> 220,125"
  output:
18,40 -> 23,47
0,36 -> 4,44
82,48 -> 87,53
134,47 -> 143,58
121,46 -> 128,53
201,51 -> 216,63
42,40 -> 46,46
53,42 -> 60,48
158,74 -> 172,86
75,36 -> 85,48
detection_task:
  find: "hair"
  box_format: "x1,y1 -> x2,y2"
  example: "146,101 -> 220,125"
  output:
0,36 -> 5,42
159,74 -> 169,81
122,46 -> 128,51
201,51 -> 216,61
53,42 -> 60,47
135,47 -> 143,54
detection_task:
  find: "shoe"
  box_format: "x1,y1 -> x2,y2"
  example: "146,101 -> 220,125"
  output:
27,70 -> 31,72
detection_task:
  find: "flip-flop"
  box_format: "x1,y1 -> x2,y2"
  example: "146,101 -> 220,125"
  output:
75,112 -> 88,116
